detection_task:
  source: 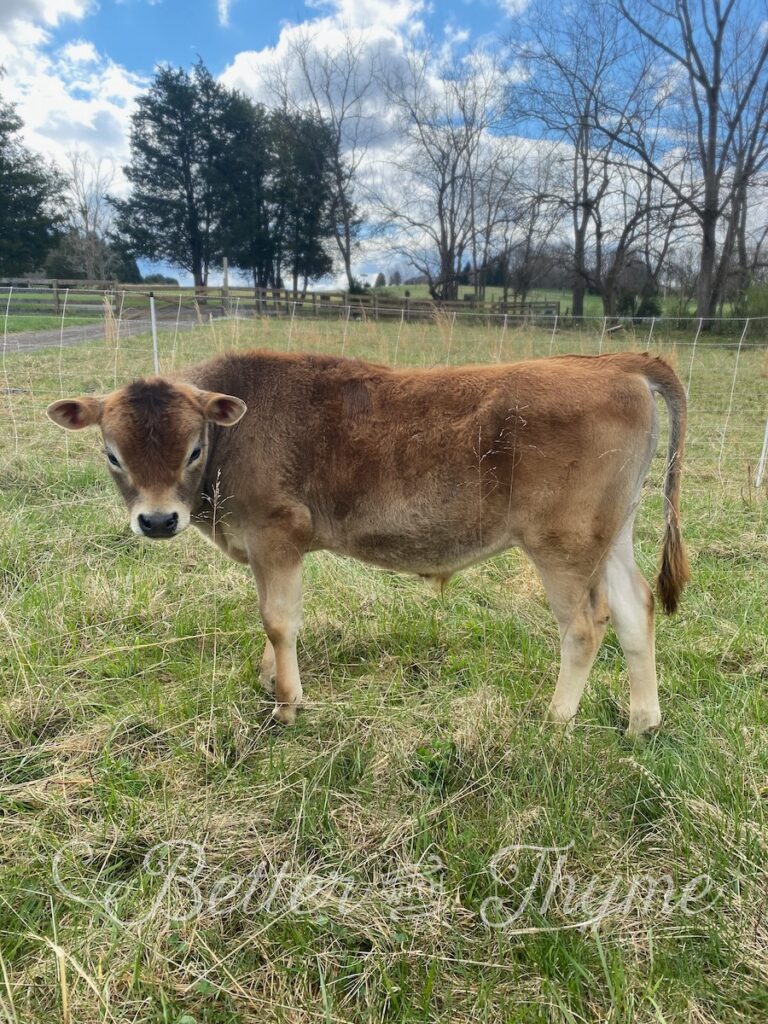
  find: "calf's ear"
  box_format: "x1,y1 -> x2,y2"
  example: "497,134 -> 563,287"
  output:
202,393 -> 247,427
47,397 -> 103,430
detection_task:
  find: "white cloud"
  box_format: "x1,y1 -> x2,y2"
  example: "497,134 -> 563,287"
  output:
497,0 -> 530,15
217,0 -> 231,28
220,0 -> 424,106
59,39 -> 100,64
445,25 -> 470,46
0,0 -> 92,30
0,3 -> 145,176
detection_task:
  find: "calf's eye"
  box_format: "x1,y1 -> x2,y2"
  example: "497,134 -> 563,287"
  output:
188,446 -> 202,465
106,451 -> 121,469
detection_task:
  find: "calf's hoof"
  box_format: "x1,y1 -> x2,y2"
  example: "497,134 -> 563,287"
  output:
626,708 -> 662,739
272,703 -> 299,726
547,703 -> 577,736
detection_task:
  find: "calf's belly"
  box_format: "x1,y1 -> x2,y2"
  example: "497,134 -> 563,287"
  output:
329,512 -> 521,575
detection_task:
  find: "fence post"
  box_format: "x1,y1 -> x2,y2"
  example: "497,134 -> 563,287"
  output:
548,313 -> 558,356
288,301 -> 297,349
498,312 -> 508,362
686,317 -> 703,398
717,317 -> 749,477
149,291 -> 160,374
394,307 -> 405,365
756,420 -> 768,489
222,256 -> 229,316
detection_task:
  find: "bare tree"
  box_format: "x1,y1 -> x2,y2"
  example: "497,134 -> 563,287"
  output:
478,143 -> 566,305
65,150 -> 117,280
507,0 -> 645,316
264,27 -> 380,289
375,47 -> 503,300
602,0 -> 768,318
467,136 -> 523,300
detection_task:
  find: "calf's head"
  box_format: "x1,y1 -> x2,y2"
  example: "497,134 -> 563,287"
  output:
47,378 -> 246,539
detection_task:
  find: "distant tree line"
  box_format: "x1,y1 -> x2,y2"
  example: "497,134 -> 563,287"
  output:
2,0 -> 767,320
269,0 -> 767,319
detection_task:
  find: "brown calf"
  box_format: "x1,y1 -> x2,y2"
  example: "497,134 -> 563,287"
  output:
48,350 -> 689,735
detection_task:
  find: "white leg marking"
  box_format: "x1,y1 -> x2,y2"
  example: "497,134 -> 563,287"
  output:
605,536 -> 660,737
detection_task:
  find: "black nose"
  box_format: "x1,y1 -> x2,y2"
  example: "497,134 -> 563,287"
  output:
138,512 -> 179,538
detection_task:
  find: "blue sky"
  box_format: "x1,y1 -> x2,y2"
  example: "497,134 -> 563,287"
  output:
0,0 -> 522,281
42,1 -> 508,77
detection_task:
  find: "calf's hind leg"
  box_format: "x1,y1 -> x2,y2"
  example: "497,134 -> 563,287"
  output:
535,562 -> 611,728
604,534 -> 660,737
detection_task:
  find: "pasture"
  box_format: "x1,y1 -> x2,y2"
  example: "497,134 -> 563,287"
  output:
0,313 -> 766,1023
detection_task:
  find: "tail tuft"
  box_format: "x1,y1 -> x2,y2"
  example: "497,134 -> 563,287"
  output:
636,356 -> 689,615
657,515 -> 690,615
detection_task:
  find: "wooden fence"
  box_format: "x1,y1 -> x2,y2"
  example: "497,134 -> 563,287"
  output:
0,280 -> 560,323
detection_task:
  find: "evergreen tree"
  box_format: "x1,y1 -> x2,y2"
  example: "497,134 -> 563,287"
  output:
113,63 -> 338,292
216,98 -> 275,288
270,111 -> 336,292
112,61 -> 235,288
0,92 -> 64,276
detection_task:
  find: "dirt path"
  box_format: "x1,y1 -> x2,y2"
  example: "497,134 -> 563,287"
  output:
2,318 -> 203,354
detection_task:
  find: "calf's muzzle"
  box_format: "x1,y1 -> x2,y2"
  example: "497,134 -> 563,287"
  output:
137,511 -> 179,539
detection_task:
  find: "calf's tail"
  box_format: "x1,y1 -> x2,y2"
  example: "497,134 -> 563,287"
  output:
641,357 -> 690,614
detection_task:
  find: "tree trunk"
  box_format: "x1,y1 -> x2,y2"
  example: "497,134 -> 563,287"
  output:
601,288 -> 617,317
696,208 -> 718,320
572,279 -> 586,318
192,256 -> 204,289
572,225 -> 587,317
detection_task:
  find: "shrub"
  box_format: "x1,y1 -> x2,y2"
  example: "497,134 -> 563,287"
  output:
617,290 -> 636,316
635,295 -> 662,319
143,273 -> 179,285
742,283 -> 768,317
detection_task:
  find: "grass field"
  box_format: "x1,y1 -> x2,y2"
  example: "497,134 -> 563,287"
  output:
3,315 -> 96,334
370,286 -> 699,318
1,314 -> 766,1023
2,283 -> 700,325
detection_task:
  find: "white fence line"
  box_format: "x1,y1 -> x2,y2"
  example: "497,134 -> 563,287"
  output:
5,311 -> 767,350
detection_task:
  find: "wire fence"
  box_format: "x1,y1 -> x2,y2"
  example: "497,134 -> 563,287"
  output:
2,301 -> 767,497
3,282 -> 768,338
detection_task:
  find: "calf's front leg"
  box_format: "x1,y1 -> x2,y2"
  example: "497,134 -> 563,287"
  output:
250,555 -> 304,725
260,639 -> 276,695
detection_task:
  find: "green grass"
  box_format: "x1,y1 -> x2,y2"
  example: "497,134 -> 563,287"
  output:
375,285 -> 700,317
0,315 -> 766,1022
2,315 -> 97,333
